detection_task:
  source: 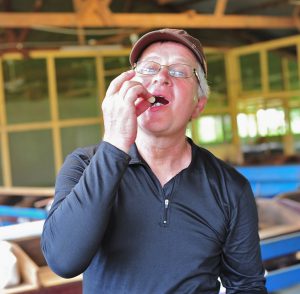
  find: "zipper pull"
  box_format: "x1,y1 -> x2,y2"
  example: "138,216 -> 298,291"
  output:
165,199 -> 169,209
163,199 -> 169,225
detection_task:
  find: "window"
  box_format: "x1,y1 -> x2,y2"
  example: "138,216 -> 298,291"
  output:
3,59 -> 50,124
291,109 -> 300,134
9,130 -> 55,186
195,114 -> 232,144
268,46 -> 298,91
238,107 -> 286,138
206,53 -> 228,108
239,53 -> 261,92
56,58 -> 99,119
61,124 -> 103,158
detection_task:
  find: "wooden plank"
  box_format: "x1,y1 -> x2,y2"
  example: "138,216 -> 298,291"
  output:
3,243 -> 39,294
214,0 -> 228,17
0,13 -> 295,29
0,220 -> 44,241
0,60 -> 12,186
0,187 -> 54,197
156,0 -> 176,4
47,57 -> 63,174
38,266 -> 82,287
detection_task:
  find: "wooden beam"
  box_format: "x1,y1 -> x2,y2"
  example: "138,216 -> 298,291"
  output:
73,0 -> 93,15
73,0 -> 87,44
0,12 -> 296,29
214,0 -> 228,16
0,186 -> 54,197
73,0 -> 113,26
18,0 -> 44,43
156,0 -> 177,5
2,0 -> 17,43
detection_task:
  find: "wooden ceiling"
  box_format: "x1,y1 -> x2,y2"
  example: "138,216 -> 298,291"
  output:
0,0 -> 299,52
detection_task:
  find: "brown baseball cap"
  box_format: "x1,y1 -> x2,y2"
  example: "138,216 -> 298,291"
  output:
129,28 -> 207,77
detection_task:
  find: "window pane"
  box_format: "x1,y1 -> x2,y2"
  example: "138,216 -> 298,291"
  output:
61,124 -> 103,159
268,50 -> 284,91
195,114 -> 232,144
3,59 -> 50,124
295,135 -> 300,153
291,108 -> 300,135
56,58 -> 99,119
240,53 -> 261,92
9,130 -> 55,186
238,102 -> 286,164
238,106 -> 286,139
206,53 -> 228,108
104,56 -> 130,90
268,46 -> 298,91
288,56 -> 300,90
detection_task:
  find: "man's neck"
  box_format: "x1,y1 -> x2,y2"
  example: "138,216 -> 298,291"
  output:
135,134 -> 192,186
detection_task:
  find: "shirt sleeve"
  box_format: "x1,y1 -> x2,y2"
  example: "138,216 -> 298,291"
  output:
220,182 -> 268,294
41,141 -> 130,278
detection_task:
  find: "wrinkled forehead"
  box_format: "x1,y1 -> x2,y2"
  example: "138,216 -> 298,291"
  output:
138,41 -> 199,65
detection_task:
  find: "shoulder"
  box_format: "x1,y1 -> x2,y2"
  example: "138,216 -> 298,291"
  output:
195,143 -> 245,178
190,140 -> 251,197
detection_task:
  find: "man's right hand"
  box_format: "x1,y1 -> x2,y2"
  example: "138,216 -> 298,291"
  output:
101,70 -> 152,153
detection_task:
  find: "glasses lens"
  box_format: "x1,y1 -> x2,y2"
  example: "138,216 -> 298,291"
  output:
169,64 -> 193,78
136,61 -> 160,75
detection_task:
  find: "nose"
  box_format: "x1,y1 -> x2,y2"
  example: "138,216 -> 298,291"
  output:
153,66 -> 171,85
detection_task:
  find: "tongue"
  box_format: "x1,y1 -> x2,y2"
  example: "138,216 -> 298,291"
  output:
154,95 -> 169,105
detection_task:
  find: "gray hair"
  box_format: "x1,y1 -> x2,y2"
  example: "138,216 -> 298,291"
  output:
196,64 -> 210,98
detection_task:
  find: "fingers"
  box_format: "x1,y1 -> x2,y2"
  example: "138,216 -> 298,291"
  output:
106,70 -> 135,97
103,70 -> 152,120
120,81 -> 152,104
135,99 -> 151,116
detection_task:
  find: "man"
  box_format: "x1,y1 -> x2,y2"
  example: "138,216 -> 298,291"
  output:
41,28 -> 267,293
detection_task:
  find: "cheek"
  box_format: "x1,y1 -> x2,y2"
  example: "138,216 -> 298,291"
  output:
176,82 -> 198,101
131,75 -> 151,86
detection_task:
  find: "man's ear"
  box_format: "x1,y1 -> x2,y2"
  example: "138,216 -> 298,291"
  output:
191,96 -> 207,119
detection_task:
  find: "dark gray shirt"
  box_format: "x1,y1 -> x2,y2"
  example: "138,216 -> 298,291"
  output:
41,138 -> 267,294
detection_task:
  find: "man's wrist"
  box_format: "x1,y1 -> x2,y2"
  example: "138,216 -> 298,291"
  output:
102,137 -> 131,154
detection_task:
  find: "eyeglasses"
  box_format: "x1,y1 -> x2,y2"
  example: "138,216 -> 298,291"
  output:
133,60 -> 200,83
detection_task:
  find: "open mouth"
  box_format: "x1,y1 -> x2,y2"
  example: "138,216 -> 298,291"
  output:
150,95 -> 169,107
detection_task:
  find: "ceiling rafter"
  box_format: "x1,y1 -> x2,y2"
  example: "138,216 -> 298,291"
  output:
0,11 -> 296,29
3,0 -> 17,43
2,0 -> 43,48
156,0 -> 177,5
18,0 -> 44,43
73,0 -> 113,26
214,0 -> 228,17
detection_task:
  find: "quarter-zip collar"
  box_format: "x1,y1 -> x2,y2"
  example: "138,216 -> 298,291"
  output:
128,143 -> 146,165
128,137 -> 200,171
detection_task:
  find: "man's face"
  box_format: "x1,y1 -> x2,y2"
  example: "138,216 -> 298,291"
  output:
132,41 -> 207,137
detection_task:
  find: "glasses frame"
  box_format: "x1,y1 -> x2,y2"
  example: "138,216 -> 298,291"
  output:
133,60 -> 200,83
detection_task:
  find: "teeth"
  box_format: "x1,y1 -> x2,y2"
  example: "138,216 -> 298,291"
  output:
152,102 -> 163,106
